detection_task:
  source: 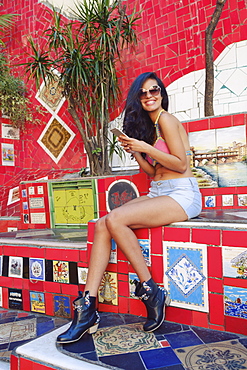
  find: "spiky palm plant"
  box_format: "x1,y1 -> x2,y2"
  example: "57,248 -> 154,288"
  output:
23,0 -> 140,175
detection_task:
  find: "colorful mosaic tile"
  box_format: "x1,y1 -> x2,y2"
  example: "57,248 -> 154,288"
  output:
38,116 -> 75,163
163,242 -> 208,312
98,271 -> 118,306
175,340 -> 247,369
35,73 -> 65,114
93,323 -> 161,357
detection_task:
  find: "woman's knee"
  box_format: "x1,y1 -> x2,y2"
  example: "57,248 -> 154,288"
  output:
105,210 -> 120,231
95,216 -> 107,233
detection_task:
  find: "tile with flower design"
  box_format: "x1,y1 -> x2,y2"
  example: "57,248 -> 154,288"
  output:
163,242 -> 208,312
175,340 -> 247,369
93,322 -> 161,356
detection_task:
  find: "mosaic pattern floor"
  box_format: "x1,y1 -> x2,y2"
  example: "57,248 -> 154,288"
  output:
0,308 -> 69,363
59,313 -> 247,370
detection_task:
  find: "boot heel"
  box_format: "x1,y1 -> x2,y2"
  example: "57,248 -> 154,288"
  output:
88,322 -> 99,334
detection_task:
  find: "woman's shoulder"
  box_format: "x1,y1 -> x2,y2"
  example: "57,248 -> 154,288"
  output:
159,110 -> 180,128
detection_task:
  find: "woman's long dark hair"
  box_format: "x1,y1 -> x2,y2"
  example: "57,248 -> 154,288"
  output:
123,72 -> 168,146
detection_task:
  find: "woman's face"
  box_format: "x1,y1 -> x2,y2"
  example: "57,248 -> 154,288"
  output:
139,78 -> 162,112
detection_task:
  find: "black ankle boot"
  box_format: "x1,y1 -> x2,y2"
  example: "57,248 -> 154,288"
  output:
134,278 -> 170,332
56,291 -> 100,344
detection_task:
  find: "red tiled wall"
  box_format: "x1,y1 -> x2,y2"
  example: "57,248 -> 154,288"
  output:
1,0 -> 247,218
1,222 -> 247,348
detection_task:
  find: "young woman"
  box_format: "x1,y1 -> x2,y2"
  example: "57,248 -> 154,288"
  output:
57,72 -> 202,344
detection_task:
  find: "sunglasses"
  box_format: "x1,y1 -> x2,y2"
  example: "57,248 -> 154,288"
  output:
139,85 -> 161,100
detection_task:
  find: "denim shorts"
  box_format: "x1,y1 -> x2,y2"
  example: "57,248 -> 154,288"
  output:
147,177 -> 202,219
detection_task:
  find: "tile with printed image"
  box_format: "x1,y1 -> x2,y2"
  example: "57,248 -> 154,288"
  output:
21,189 -> 27,197
223,246 -> 247,279
238,194 -> 247,206
30,291 -> 45,314
204,195 -> 215,208
109,239 -> 117,263
222,194 -> 234,206
53,261 -> 69,283
224,285 -> 247,318
129,272 -> 139,298
77,266 -> 88,285
29,258 -> 45,281
54,295 -> 71,318
8,288 -> 23,310
8,256 -> 23,278
139,239 -> 151,266
163,242 -> 208,312
98,271 -> 118,305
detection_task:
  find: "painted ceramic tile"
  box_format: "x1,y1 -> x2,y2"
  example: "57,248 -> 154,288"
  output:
21,189 -> 27,197
38,116 -> 75,164
189,125 -> 247,187
139,239 -> 151,266
29,258 -> 45,281
7,187 -> 20,205
8,256 -> 23,278
1,318 -> 36,345
224,285 -> 247,318
23,214 -> 29,224
77,267 -> 88,285
189,129 -> 218,188
109,240 -> 117,263
23,201 -> 28,210
215,125 -> 247,187
1,143 -> 14,166
35,72 -> 65,114
222,194 -> 234,206
93,323 -> 161,357
53,261 -> 69,283
129,272 -> 139,298
223,246 -> 247,278
0,255 -> 2,276
8,288 -> 23,310
175,341 -> 247,369
106,180 -> 139,212
7,227 -> 18,232
29,197 -> 45,209
204,195 -> 216,208
1,123 -> 20,139
54,295 -> 71,318
238,194 -> 247,206
30,291 -> 45,313
163,242 -> 208,312
28,186 -> 35,195
98,271 -> 118,305
30,212 -> 46,224
53,187 -> 94,225
37,186 -> 44,194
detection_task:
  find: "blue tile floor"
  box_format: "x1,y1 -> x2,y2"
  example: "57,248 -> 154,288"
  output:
59,312 -> 247,370
1,308 -> 247,370
0,308 -> 69,365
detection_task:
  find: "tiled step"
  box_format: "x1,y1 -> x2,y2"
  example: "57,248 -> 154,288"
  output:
13,324 -> 103,370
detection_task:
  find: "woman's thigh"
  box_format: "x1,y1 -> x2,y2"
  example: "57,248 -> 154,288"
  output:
108,195 -> 188,229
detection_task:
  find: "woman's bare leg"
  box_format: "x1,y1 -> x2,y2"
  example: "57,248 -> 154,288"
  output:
84,195 -> 188,296
84,216 -> 112,296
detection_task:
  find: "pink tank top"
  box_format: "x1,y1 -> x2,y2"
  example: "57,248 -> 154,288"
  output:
146,110 -> 170,166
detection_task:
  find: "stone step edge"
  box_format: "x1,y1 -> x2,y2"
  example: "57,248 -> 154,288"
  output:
14,323 -> 104,370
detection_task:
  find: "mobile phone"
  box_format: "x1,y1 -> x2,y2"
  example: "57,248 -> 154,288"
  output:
110,128 -> 128,137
